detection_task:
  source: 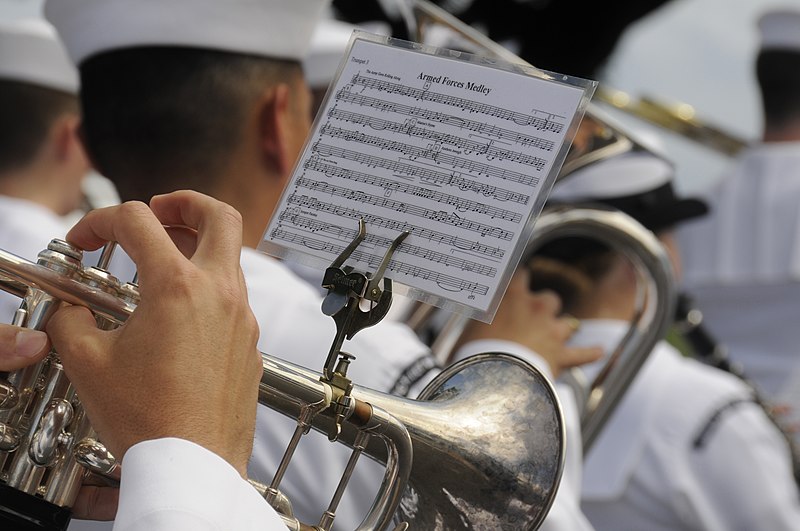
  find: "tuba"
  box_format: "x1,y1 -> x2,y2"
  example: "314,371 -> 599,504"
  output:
0,239 -> 565,531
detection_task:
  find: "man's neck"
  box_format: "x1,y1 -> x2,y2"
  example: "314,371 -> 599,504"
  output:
0,167 -> 67,215
763,122 -> 800,143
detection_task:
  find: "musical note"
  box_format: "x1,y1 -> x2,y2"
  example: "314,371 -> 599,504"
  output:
293,176 -> 514,241
335,90 -> 556,152
327,108 -> 547,169
285,193 -> 506,260
278,211 -> 497,277
348,74 -> 566,134
304,157 -> 521,222
272,226 -> 490,296
311,143 -> 530,205
320,125 -> 544,183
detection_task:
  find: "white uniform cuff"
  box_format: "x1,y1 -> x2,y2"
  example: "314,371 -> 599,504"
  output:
115,438 -> 286,531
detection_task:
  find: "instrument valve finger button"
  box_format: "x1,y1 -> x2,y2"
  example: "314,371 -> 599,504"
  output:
81,267 -> 121,293
74,438 -> 118,477
0,422 -> 20,451
118,282 -> 140,305
29,399 -> 74,466
45,240 -> 83,262
0,381 -> 19,409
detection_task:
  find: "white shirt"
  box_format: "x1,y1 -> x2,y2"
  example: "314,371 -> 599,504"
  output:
452,339 -> 596,531
678,143 -> 800,438
113,438 -> 286,531
0,195 -> 71,323
573,320 -> 800,531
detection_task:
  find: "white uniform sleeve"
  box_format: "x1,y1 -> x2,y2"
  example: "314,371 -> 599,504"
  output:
113,438 -> 287,531
690,402 -> 800,531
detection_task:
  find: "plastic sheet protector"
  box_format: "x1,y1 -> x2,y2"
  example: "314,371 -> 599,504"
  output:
260,33 -> 595,321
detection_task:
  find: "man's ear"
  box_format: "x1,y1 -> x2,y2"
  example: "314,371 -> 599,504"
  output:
51,114 -> 80,161
258,83 -> 292,177
71,119 -> 101,172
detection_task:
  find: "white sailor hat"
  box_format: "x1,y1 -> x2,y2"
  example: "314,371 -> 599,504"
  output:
550,151 -> 708,232
304,19 -> 390,89
758,9 -> 800,52
304,19 -> 357,88
45,0 -> 330,66
0,18 -> 78,94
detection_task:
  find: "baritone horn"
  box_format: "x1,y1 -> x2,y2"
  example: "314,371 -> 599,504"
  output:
407,0 -> 747,158
0,239 -> 565,531
405,206 -> 677,455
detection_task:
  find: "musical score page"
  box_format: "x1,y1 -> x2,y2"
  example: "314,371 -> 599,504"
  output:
260,34 -> 594,321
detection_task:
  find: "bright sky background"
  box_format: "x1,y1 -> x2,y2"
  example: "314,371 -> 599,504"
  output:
5,0 -> 800,193
0,0 -> 41,20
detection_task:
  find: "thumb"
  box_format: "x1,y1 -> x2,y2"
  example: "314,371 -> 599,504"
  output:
46,306 -> 107,376
0,325 -> 50,370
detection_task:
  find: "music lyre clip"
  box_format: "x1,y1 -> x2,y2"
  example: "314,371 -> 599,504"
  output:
319,218 -> 409,440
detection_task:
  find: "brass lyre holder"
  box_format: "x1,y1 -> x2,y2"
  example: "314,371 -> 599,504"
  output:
319,219 -> 409,441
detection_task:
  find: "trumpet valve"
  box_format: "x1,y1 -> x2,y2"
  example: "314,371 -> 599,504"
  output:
0,382 -> 18,410
0,423 -> 20,451
29,399 -> 74,467
74,438 -> 117,478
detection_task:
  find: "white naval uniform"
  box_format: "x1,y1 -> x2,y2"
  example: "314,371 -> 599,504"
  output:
571,319 -> 800,531
114,438 -> 286,531
677,142 -> 800,443
452,340 -> 596,531
0,195 -> 71,323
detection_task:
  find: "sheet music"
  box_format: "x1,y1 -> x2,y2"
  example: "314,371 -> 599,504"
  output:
261,35 -> 592,320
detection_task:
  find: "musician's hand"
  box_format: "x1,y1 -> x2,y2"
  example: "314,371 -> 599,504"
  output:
0,325 -> 49,370
71,482 -> 119,521
457,268 -> 602,378
46,191 -> 262,478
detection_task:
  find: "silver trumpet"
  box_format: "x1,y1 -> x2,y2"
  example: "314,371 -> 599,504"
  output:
0,239 -> 565,530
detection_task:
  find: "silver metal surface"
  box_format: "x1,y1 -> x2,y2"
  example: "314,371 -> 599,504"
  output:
0,240 -> 123,508
265,353 -> 565,530
73,438 -> 117,477
29,399 -> 74,466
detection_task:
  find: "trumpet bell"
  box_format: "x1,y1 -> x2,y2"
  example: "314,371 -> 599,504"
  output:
367,353 -> 564,530
266,352 -> 566,530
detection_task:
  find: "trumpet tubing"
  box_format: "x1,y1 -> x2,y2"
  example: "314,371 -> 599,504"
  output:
264,353 -> 565,530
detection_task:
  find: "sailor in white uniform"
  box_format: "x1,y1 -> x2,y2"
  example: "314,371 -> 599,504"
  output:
0,19 -> 89,323
678,8 -> 800,444
47,0 -> 600,529
545,151 -> 800,530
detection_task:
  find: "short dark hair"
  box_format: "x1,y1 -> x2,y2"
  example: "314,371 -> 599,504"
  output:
0,79 -> 78,175
78,47 -> 303,202
756,50 -> 800,129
